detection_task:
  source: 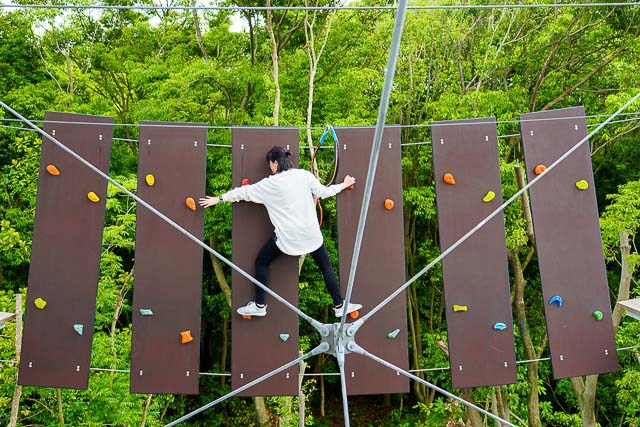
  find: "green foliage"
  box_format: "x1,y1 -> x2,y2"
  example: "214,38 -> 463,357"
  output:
1,3 -> 639,426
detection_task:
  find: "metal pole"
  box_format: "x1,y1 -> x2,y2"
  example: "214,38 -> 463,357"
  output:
348,341 -> 518,427
340,0 -> 409,332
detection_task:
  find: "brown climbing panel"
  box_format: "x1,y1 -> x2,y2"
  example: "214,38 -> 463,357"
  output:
19,111 -> 113,389
231,128 -> 300,396
336,127 -> 409,395
520,107 -> 618,379
130,121 -> 206,394
431,118 -> 517,389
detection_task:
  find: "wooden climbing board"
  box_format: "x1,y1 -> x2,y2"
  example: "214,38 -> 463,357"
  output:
431,118 -> 517,389
520,106 -> 618,379
231,128 -> 300,396
130,121 -> 206,394
336,126 -> 410,395
19,111 -> 113,389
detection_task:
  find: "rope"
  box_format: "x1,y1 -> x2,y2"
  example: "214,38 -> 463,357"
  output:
4,118 -> 640,149
2,112 -> 639,128
2,2 -> 640,12
1,345 -> 639,376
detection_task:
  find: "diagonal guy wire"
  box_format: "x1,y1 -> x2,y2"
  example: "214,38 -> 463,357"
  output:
349,341 -> 518,427
163,342 -> 329,426
340,0 -> 409,332
0,100 -> 330,338
347,89 -> 640,337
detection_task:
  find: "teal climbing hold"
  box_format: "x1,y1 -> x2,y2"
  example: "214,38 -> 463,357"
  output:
493,322 -> 507,331
279,334 -> 289,342
140,309 -> 154,316
73,324 -> 84,336
387,329 -> 400,339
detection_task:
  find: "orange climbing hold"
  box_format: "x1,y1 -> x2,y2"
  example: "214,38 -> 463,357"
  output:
534,164 -> 547,175
443,173 -> 456,185
87,192 -> 100,203
384,199 -> 395,210
180,330 -> 193,344
46,165 -> 60,176
185,197 -> 197,211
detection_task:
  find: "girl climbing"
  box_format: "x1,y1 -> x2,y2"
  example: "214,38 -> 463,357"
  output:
199,146 -> 361,318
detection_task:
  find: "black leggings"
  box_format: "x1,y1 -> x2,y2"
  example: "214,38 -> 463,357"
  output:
254,237 -> 343,306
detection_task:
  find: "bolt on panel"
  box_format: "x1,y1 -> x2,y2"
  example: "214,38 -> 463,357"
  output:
336,126 -> 410,395
431,117 -> 517,389
231,128 -> 300,396
130,121 -> 206,394
19,111 -> 113,389
520,107 -> 618,379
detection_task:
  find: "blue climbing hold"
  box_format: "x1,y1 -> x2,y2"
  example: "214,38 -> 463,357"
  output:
493,323 -> 507,331
549,295 -> 563,307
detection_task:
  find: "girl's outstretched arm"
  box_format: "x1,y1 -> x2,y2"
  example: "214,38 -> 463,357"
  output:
198,196 -> 220,208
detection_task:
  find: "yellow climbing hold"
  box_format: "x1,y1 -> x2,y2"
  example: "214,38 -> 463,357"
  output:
482,191 -> 496,203
453,304 -> 468,312
34,298 -> 47,309
180,330 -> 194,344
576,180 -> 589,190
145,174 -> 155,186
46,164 -> 61,176
87,192 -> 100,203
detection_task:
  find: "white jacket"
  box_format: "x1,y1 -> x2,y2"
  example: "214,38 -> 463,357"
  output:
219,168 -> 344,255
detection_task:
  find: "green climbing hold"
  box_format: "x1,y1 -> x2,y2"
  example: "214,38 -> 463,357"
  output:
593,310 -> 603,321
482,191 -> 496,203
576,180 -> 589,190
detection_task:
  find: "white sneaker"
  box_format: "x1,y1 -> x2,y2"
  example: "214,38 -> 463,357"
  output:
237,301 -> 267,317
334,302 -> 362,318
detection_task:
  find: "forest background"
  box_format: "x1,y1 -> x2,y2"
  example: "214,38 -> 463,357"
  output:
1,1 -> 640,426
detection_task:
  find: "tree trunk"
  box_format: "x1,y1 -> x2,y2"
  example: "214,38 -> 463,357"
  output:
406,287 -> 426,403
298,351 -> 307,427
9,294 -> 23,427
509,250 -> 543,427
266,0 -> 280,126
460,388 -> 482,427
192,0 -> 208,61
571,231 -> 633,427
221,316 -> 229,386
57,388 -> 65,425
253,396 -> 270,426
141,394 -> 153,427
